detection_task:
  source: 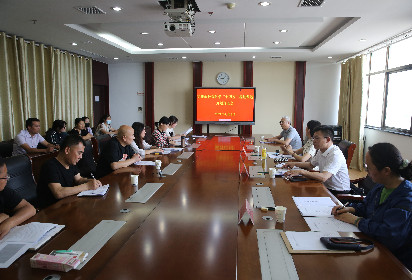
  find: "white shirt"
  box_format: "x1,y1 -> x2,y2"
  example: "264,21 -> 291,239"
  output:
13,129 -> 46,155
130,140 -> 152,157
310,145 -> 350,191
95,123 -> 112,136
165,127 -> 174,137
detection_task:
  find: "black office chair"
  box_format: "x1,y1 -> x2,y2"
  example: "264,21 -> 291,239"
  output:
91,134 -> 112,162
4,154 -> 38,207
336,175 -> 375,204
0,140 -> 14,158
77,139 -> 96,178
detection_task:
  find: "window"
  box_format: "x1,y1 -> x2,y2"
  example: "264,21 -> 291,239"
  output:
365,36 -> 412,133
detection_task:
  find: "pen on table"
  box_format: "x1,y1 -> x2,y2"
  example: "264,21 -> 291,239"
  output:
257,172 -> 269,174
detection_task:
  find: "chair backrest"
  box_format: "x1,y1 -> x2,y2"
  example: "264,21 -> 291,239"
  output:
4,154 -> 38,206
77,139 -> 96,178
91,135 -> 112,162
0,140 -> 14,158
144,126 -> 155,146
338,140 -> 356,168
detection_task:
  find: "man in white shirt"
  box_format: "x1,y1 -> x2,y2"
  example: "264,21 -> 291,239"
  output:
13,118 -> 56,156
284,125 -> 350,194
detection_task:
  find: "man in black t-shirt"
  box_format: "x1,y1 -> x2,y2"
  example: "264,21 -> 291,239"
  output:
96,125 -> 142,179
37,135 -> 102,209
0,158 -> 36,239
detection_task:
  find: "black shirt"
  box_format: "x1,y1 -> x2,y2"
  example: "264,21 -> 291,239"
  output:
69,128 -> 88,137
37,158 -> 79,209
0,187 -> 22,215
45,130 -> 67,145
95,137 -> 135,179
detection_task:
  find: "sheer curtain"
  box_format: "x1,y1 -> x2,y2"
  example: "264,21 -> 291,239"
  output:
338,55 -> 368,171
0,32 -> 92,141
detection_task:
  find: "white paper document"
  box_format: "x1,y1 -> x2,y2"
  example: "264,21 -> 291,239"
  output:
0,242 -> 32,268
163,147 -> 183,152
192,135 -> 207,138
293,197 -> 336,217
285,231 -> 339,251
304,217 -> 360,232
1,222 -> 57,244
183,127 -> 193,135
29,225 -> 65,250
77,184 -> 109,197
134,161 -> 156,166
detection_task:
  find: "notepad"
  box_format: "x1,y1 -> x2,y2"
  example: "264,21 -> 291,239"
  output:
293,197 -> 336,217
183,127 -> 193,135
134,161 -> 156,166
77,184 -> 109,197
304,217 -> 360,232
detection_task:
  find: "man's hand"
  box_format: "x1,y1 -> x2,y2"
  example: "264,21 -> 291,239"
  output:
46,146 -> 55,153
88,179 -> 102,190
281,145 -> 293,155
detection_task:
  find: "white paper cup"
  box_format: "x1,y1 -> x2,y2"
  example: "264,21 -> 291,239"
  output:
275,206 -> 287,223
131,174 -> 139,186
155,160 -> 162,169
269,168 -> 276,178
254,146 -> 260,154
261,136 -> 265,141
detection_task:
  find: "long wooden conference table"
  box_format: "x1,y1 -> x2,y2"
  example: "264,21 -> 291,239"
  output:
1,135 -> 411,280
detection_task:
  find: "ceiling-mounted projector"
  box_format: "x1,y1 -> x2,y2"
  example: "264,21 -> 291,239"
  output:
164,22 -> 194,37
159,0 -> 200,37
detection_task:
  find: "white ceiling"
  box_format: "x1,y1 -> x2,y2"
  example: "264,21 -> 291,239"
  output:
1,0 -> 412,64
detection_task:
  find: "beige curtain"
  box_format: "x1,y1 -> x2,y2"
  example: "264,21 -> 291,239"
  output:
338,55 -> 367,171
0,32 -> 93,141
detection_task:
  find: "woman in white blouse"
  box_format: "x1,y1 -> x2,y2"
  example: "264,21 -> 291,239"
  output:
130,122 -> 163,157
281,120 -> 321,162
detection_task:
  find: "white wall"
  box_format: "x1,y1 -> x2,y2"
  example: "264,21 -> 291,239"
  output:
108,63 -> 145,128
364,128 -> 412,160
304,62 -> 341,126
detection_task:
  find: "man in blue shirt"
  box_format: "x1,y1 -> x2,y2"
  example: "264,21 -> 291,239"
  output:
267,116 -> 302,149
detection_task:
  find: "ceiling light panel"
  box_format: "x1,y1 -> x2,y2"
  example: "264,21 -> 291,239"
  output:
74,6 -> 106,15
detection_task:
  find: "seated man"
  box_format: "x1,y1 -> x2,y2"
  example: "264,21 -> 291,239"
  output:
0,158 -> 36,239
13,118 -> 56,156
37,135 -> 102,209
281,120 -> 321,162
95,125 -> 142,179
284,125 -> 350,195
266,116 -> 302,149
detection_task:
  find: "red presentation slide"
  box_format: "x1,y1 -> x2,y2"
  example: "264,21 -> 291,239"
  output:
196,88 -> 255,122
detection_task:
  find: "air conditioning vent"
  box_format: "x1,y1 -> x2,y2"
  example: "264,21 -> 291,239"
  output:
75,6 -> 106,15
298,0 -> 325,7
270,56 -> 282,59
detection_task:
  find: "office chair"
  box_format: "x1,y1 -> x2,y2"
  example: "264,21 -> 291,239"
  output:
91,134 -> 111,162
336,175 -> 375,204
338,140 -> 356,168
0,140 -> 14,158
77,139 -> 96,178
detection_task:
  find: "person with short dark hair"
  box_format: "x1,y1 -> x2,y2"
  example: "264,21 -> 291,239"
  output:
69,118 -> 93,141
332,143 -> 412,271
284,125 -> 350,194
281,120 -> 321,162
152,116 -> 171,148
266,116 -> 302,149
13,118 -> 57,156
95,114 -> 117,136
0,158 -> 36,239
95,125 -> 142,178
37,135 -> 102,209
130,122 -> 163,157
45,120 -> 67,146
82,116 -> 93,136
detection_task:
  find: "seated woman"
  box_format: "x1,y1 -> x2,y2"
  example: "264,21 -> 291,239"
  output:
281,120 -> 321,162
95,114 -> 117,136
130,122 -> 163,157
45,119 -> 67,146
152,116 -> 171,148
332,143 -> 412,271
82,116 -> 93,136
166,115 -> 185,141
0,158 -> 36,239
69,118 -> 93,141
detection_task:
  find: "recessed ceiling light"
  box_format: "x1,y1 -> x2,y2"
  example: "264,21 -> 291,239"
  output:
112,7 -> 122,12
360,38 -> 367,42
215,42 -> 221,45
279,29 -> 288,33
273,41 -> 280,45
71,42 -> 77,46
252,56 -> 256,59
141,32 -> 149,35
158,43 -> 164,46
258,1 -> 271,6
208,30 -> 216,34
182,56 -> 187,59
328,56 -> 333,59
114,57 -> 119,60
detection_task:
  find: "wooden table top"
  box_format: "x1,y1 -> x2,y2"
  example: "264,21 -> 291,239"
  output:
1,135 -> 410,280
